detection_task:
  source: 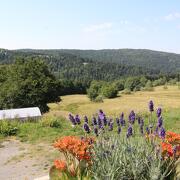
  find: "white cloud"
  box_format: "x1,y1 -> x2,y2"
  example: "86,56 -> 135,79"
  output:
83,22 -> 113,32
165,12 -> 180,21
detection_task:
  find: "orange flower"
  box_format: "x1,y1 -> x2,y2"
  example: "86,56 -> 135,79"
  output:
54,160 -> 67,171
53,136 -> 94,163
161,142 -> 173,157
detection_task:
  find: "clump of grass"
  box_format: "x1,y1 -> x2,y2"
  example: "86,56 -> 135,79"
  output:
0,120 -> 19,136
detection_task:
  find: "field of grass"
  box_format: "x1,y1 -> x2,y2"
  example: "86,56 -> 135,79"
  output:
0,85 -> 179,143
48,85 -> 180,133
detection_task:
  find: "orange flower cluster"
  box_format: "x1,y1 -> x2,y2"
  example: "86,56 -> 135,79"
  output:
53,136 -> 94,162
54,160 -> 67,171
161,131 -> 180,158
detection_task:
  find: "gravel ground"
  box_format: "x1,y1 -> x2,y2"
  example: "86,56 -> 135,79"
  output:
0,139 -> 56,180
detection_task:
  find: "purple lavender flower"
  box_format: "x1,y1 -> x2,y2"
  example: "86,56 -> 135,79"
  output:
138,117 -> 141,125
173,146 -> 177,155
157,116 -> 163,128
156,107 -> 162,117
140,125 -> 144,134
84,116 -> 88,123
141,118 -> 144,126
75,115 -> 81,124
98,109 -> 105,120
83,123 -> 90,133
103,117 -> 107,126
129,110 -> 135,124
159,127 -> 166,139
69,114 -> 76,125
98,117 -> 103,129
127,126 -> 133,138
92,117 -> 97,125
108,118 -> 112,126
120,113 -> 126,126
154,126 -> 159,135
108,122 -> 113,131
117,126 -> 121,134
94,127 -> 98,136
149,100 -> 154,112
116,118 -> 120,126
146,127 -> 150,135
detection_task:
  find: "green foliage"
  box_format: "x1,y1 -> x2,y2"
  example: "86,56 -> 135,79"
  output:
122,88 -> 131,94
91,135 -> 174,180
87,81 -> 118,101
101,84 -> 118,98
113,79 -> 125,91
144,80 -> 154,91
163,84 -> 168,90
94,95 -> 104,103
124,77 -> 141,91
0,58 -> 61,112
87,81 -> 103,101
153,77 -> 167,87
0,120 -> 19,136
41,117 -> 62,128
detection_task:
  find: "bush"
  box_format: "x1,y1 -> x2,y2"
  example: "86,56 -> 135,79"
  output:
0,120 -> 19,136
124,77 -> 141,91
122,88 -> 131,94
144,80 -> 154,91
87,81 -> 103,101
94,95 -> 104,103
41,117 -> 62,128
163,84 -> 168,89
101,84 -> 118,98
113,80 -> 125,91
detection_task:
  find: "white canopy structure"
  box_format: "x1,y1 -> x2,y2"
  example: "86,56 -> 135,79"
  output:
0,107 -> 41,120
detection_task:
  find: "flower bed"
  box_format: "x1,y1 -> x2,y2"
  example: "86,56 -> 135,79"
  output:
50,101 -> 180,179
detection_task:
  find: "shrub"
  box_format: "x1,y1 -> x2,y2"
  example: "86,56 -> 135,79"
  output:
101,84 -> 118,98
124,77 -> 141,91
113,79 -> 125,91
0,120 -> 19,136
144,80 -> 154,91
91,135 -> 174,180
163,84 -> 168,90
87,81 -> 103,101
94,95 -> 104,103
122,88 -> 131,94
41,117 -> 62,128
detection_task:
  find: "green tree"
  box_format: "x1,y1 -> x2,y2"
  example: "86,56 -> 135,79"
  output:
87,81 -> 103,101
124,77 -> 141,91
101,84 -> 118,98
0,58 -> 61,112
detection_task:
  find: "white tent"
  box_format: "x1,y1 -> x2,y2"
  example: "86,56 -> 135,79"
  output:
0,107 -> 41,120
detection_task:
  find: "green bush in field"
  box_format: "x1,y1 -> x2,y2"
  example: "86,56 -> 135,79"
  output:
0,120 -> 19,136
143,80 -> 154,91
122,88 -> 131,94
41,117 -> 62,128
94,95 -> 104,103
101,84 -> 118,98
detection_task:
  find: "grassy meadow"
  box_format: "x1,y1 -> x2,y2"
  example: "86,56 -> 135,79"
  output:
0,85 -> 180,143
48,85 -> 180,132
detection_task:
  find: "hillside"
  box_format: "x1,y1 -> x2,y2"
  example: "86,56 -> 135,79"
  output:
0,48 -> 180,84
15,49 -> 180,73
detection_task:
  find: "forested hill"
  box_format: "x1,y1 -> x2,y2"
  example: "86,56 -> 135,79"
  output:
15,49 -> 180,73
0,48 -> 180,83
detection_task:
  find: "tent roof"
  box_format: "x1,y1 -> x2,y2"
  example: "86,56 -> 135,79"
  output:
0,107 -> 41,120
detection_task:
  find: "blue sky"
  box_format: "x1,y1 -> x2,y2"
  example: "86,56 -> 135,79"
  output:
0,0 -> 180,53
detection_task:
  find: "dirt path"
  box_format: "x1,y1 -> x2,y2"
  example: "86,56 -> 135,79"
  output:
0,139 -> 58,180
